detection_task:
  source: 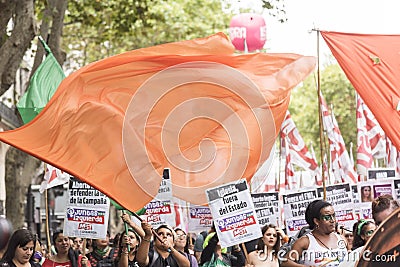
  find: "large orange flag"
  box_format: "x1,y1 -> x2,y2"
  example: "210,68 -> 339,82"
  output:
0,33 -> 315,210
321,31 -> 400,152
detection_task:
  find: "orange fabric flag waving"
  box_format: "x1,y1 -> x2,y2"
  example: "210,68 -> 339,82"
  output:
321,31 -> 400,152
0,33 -> 315,210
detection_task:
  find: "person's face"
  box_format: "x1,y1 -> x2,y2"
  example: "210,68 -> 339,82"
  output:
127,232 -> 139,248
363,187 -> 371,197
317,206 -> 336,233
14,240 -> 34,264
262,228 -> 277,248
73,238 -> 83,250
361,223 -> 376,242
156,228 -> 174,248
174,230 -> 187,249
95,235 -> 109,248
55,234 -> 70,254
344,233 -> 354,246
373,208 -> 393,226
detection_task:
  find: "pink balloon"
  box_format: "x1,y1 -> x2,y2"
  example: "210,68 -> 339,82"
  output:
229,13 -> 267,52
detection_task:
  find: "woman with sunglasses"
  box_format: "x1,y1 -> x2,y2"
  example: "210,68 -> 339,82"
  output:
351,220 -> 376,251
282,200 -> 348,267
173,229 -> 198,267
337,219 -> 376,267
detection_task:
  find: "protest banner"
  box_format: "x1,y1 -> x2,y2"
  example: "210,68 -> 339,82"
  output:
251,192 -> 279,226
317,183 -> 355,230
188,205 -> 213,233
367,168 -> 396,180
282,189 -> 318,236
393,179 -> 400,200
140,169 -> 175,227
206,179 -> 262,248
63,177 -> 110,239
355,179 -> 395,220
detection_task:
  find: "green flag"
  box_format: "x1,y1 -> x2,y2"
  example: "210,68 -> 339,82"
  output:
110,198 -> 146,215
17,36 -> 65,124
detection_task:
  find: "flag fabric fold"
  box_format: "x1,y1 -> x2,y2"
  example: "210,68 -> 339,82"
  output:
17,36 -> 66,124
320,93 -> 357,184
0,33 -> 316,211
280,111 -> 320,185
321,31 -> 400,152
17,36 -> 70,192
39,164 -> 71,193
356,95 -> 374,176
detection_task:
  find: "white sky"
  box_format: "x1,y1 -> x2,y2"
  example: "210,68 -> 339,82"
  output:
243,0 -> 400,61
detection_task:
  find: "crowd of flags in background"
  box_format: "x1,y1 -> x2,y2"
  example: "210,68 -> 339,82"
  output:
276,92 -> 400,193
15,34 -> 400,196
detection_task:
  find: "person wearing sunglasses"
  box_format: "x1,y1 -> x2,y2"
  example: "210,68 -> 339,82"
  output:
351,220 -> 376,251
282,200 -> 348,267
337,219 -> 376,267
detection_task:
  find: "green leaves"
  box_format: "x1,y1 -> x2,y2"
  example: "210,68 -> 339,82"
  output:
289,64 -> 356,163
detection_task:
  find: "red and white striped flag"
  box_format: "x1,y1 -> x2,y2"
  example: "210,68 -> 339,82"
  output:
359,97 -> 386,159
310,143 -> 323,186
281,111 -> 321,186
39,164 -> 71,193
281,132 -> 297,190
320,93 -> 357,184
386,137 -> 400,175
356,95 -> 373,176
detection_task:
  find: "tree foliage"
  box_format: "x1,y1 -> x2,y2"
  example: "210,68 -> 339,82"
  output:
289,64 -> 357,163
61,0 -> 232,68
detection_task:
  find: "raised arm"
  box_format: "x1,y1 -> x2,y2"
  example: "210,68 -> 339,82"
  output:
136,222 -> 152,267
121,213 -> 146,238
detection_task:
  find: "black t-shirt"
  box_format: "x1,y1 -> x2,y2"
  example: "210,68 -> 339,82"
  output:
148,249 -> 185,267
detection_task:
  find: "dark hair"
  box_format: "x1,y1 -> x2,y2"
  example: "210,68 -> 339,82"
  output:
115,228 -> 141,263
174,228 -> 191,254
0,229 -> 36,263
256,224 -> 281,257
155,225 -> 175,241
372,195 -> 399,220
52,230 -> 78,267
352,220 -> 375,250
305,200 -> 332,230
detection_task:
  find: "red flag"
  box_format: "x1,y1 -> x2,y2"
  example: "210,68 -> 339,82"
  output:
0,33 -> 315,211
321,31 -> 400,152
281,132 -> 296,190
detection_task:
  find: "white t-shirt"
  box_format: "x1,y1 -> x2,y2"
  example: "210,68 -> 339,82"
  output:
299,233 -> 348,267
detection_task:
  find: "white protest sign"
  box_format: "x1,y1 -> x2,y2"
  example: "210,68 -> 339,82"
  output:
63,177 -> 110,239
251,192 -> 279,226
282,189 -> 318,236
317,183 -> 355,230
140,168 -> 175,227
206,179 -> 262,247
188,205 -> 213,233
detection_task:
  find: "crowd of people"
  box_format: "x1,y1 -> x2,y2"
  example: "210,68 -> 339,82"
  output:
0,194 -> 398,267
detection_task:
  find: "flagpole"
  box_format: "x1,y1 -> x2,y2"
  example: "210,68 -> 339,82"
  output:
277,133 -> 282,192
45,188 -> 52,256
122,210 -> 131,252
315,29 -> 327,200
